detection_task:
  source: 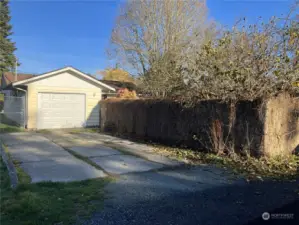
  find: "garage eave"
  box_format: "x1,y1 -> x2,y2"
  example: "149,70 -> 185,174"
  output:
12,66 -> 116,92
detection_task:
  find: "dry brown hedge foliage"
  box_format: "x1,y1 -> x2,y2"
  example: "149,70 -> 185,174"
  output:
101,93 -> 299,158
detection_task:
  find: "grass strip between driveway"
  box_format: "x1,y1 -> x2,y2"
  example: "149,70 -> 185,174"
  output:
0,152 -> 111,225
63,147 -> 112,176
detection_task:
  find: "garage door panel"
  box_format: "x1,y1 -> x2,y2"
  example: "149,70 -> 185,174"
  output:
38,93 -> 86,129
41,94 -> 50,100
41,102 -> 51,108
40,115 -> 84,119
41,121 -> 85,128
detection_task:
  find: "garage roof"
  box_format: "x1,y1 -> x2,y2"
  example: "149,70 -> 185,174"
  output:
12,66 -> 116,91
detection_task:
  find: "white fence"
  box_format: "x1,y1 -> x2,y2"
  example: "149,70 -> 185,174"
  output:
1,96 -> 25,127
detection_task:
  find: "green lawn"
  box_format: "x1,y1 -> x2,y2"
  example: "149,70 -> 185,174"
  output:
68,127 -> 101,133
0,113 -> 24,133
0,123 -> 25,133
0,94 -> 4,102
37,127 -> 101,134
0,158 -> 110,225
0,93 -> 4,112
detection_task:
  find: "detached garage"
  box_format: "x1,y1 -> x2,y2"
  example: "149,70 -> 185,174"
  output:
10,67 -> 115,129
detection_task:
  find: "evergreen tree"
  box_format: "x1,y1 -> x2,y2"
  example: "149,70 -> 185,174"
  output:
0,0 -> 17,74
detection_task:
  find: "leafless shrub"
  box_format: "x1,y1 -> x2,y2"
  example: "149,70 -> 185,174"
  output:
180,8 -> 299,102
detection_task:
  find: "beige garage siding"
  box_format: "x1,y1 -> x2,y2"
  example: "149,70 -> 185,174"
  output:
27,86 -> 101,129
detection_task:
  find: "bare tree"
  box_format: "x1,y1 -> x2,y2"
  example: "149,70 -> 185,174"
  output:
109,1 -> 298,101
108,0 -> 208,76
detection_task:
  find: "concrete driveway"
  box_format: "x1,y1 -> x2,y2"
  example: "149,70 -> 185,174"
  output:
1,130 -> 298,225
0,132 -> 106,182
39,130 -> 299,225
41,130 -> 182,175
0,130 -> 179,182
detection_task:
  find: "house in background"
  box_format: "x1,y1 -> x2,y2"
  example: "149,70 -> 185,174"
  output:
100,80 -> 137,99
1,66 -> 115,129
1,72 -> 34,96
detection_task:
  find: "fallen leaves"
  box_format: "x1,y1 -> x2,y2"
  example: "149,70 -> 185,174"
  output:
152,145 -> 299,181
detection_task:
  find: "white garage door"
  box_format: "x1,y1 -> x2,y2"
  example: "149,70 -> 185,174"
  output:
37,93 -> 85,129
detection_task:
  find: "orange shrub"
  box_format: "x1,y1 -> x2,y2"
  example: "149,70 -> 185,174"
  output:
117,88 -> 137,99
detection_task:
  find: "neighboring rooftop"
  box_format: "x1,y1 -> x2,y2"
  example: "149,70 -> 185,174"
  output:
1,72 -> 34,88
4,72 -> 34,83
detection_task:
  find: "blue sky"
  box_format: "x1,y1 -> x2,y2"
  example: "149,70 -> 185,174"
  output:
10,0 -> 296,76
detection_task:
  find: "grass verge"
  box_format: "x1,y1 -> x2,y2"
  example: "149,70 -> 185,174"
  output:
68,128 -> 100,134
0,114 -> 25,133
2,144 -> 31,184
37,128 -> 100,134
0,94 -> 3,111
0,157 -> 110,225
152,145 -> 299,181
0,123 -> 25,133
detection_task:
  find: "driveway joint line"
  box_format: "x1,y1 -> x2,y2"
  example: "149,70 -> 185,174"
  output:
18,159 -> 60,164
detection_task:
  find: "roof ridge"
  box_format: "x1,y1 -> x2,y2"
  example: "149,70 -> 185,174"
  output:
12,66 -> 115,91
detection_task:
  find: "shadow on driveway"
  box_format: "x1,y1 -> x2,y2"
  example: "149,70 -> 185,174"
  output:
80,167 -> 298,225
245,200 -> 298,225
0,132 -> 106,182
